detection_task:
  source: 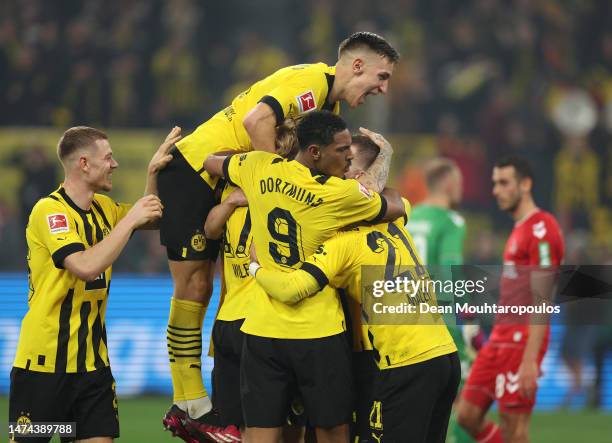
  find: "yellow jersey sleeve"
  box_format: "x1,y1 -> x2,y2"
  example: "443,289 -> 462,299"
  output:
334,179 -> 386,227
223,150 -> 280,191
30,198 -> 86,269
300,233 -> 355,291
259,64 -> 335,124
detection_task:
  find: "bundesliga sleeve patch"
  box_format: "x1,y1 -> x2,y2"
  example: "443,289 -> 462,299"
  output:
358,183 -> 373,199
47,213 -> 70,234
296,90 -> 316,113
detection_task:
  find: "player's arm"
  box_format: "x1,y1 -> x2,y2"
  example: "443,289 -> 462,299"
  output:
204,189 -> 248,239
518,220 -> 562,399
356,127 -> 393,193
138,127 -> 182,229
243,103 -> 277,153
380,188 -> 406,222
63,195 -> 163,281
250,237 -> 348,304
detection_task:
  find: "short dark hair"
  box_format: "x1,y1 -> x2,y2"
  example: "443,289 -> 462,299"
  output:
296,111 -> 348,151
57,126 -> 108,161
338,32 -> 400,63
424,158 -> 459,190
351,134 -> 380,169
495,156 -> 534,184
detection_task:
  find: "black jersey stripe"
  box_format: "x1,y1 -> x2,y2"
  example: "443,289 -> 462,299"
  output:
77,301 -> 91,372
91,299 -> 106,369
91,200 -> 111,230
55,289 -> 74,372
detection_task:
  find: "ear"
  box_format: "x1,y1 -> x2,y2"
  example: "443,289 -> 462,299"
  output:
307,144 -> 321,160
78,155 -> 89,172
352,57 -> 364,74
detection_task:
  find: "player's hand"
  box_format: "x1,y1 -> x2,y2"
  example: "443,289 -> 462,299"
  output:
249,241 -> 258,264
517,359 -> 539,400
225,188 -> 248,208
359,127 -> 393,153
126,195 -> 164,229
148,126 -> 182,174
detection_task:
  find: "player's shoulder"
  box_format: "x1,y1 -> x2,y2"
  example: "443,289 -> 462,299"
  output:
93,193 -> 117,209
527,209 -> 562,239
447,210 -> 465,229
31,192 -> 67,215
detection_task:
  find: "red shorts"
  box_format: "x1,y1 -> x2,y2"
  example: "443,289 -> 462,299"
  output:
460,341 -> 547,414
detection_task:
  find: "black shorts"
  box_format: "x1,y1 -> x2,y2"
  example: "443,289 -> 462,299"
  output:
240,333 -> 352,429
212,319 -> 245,427
9,366 -> 119,442
369,352 -> 460,443
352,351 -> 377,441
158,148 -> 222,261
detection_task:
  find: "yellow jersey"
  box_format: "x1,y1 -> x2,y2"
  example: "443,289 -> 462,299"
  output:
177,63 -> 339,187
217,183 -> 254,321
225,150 -> 386,338
14,187 -> 131,373
301,215 -> 457,369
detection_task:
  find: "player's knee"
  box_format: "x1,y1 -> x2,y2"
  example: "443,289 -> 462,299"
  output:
455,402 -> 481,434
171,264 -> 213,302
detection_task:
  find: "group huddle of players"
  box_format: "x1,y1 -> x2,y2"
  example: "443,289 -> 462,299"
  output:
8,30 -> 564,443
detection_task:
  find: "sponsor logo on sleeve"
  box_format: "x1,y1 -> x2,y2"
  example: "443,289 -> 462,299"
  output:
296,91 -> 316,113
358,183 -> 373,199
532,220 -> 547,239
47,214 -> 69,234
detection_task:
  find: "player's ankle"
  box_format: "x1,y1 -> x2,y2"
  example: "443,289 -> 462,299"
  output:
186,396 -> 212,418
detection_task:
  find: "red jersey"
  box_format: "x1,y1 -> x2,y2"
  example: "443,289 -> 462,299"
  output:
490,209 -> 564,345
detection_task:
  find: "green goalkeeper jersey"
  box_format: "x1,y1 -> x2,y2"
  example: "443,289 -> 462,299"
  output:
406,204 -> 465,266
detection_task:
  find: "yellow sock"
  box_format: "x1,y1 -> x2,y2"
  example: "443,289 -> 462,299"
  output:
167,297 -> 207,403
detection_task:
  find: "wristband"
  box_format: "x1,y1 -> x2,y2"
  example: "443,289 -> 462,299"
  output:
248,262 -> 261,277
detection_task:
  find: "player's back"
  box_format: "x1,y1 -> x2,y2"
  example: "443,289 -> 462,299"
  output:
407,204 -> 465,265
309,218 -> 456,369
225,150 -> 386,339
176,63 -> 338,175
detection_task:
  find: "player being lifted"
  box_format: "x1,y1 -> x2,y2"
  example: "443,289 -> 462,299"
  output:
203,110 -> 405,443
157,32 -> 399,436
456,157 -> 564,443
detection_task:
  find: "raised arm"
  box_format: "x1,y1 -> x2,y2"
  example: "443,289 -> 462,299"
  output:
243,103 -> 278,153
356,127 -> 393,194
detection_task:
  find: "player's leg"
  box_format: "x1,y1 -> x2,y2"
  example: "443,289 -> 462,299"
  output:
71,367 -> 120,442
447,326 -> 476,443
293,334 -> 352,443
352,350 -> 377,441
456,343 -> 502,443
369,353 -> 458,442
9,368 -> 69,443
184,318 -> 243,443
158,149 -> 221,422
240,334 -> 294,442
498,411 -> 531,443
426,352 -> 462,443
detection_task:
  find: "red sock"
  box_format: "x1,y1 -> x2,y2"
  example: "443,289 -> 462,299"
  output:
475,422 -> 503,443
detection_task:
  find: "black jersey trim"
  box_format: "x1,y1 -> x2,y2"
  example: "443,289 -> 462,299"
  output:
259,95 -> 284,126
222,154 -> 238,187
323,73 -> 336,111
369,194 -> 388,224
55,289 -> 74,372
300,262 -> 329,289
52,243 -> 86,269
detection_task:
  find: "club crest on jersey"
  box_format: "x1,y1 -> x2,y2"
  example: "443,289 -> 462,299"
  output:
532,220 -> 547,239
47,213 -> 69,234
358,183 -> 373,199
296,91 -> 316,113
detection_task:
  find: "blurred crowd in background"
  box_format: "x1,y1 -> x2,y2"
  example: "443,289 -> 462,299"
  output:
1,0 -> 612,265
0,0 -> 612,410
